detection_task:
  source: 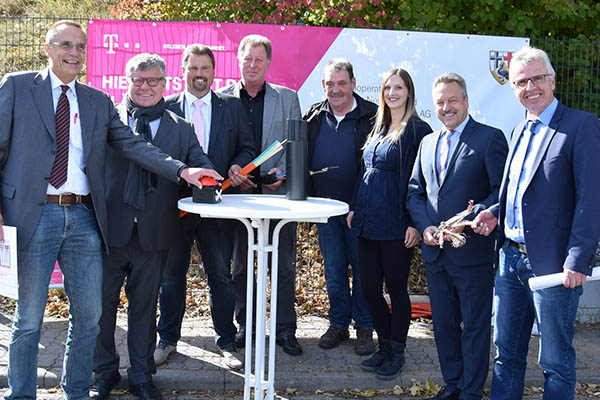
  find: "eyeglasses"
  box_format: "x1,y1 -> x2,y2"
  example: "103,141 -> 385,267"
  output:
49,41 -> 87,53
512,74 -> 552,89
130,77 -> 165,87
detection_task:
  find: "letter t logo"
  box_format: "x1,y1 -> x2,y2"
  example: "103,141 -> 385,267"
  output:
103,34 -> 119,54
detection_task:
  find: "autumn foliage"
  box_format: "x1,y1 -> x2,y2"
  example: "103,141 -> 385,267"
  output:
110,0 -> 600,39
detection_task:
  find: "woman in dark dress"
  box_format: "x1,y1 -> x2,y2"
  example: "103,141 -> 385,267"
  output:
347,68 -> 432,380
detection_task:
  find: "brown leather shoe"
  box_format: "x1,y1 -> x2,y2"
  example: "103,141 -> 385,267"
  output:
318,326 -> 349,349
355,326 -> 376,355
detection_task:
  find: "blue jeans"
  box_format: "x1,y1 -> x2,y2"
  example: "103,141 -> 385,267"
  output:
317,215 -> 372,330
491,243 -> 582,400
5,203 -> 103,400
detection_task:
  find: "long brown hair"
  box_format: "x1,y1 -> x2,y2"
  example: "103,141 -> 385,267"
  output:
365,68 -> 417,147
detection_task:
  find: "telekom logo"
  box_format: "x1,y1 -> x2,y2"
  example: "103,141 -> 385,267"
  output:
103,34 -> 119,54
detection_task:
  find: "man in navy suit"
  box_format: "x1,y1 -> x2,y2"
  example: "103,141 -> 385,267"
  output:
154,44 -> 255,371
0,21 -> 212,400
474,47 -> 600,400
407,72 -> 507,400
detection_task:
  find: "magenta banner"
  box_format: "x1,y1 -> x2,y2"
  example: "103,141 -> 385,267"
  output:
87,19 -> 341,103
87,19 -> 528,135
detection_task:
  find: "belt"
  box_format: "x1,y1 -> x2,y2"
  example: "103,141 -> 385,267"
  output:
47,193 -> 92,206
508,239 -> 527,255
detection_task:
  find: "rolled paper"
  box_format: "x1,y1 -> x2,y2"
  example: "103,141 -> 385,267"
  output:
221,140 -> 286,191
528,266 -> 600,291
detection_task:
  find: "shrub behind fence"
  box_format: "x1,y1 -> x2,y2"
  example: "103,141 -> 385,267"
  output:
1,16 -> 598,116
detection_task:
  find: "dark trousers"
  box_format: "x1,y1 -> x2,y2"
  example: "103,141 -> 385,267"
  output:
94,227 -> 168,385
426,252 -> 494,400
231,220 -> 297,335
157,216 -> 237,349
357,237 -> 412,342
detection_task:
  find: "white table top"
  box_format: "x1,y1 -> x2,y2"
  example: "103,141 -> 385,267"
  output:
178,194 -> 348,220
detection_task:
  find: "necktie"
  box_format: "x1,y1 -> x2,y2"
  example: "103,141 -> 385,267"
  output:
192,99 -> 206,150
438,129 -> 455,182
49,85 -> 70,189
505,119 -> 541,228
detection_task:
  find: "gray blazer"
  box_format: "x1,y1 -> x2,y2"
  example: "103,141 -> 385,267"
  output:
103,104 -> 213,251
0,69 -> 186,250
220,81 -> 301,194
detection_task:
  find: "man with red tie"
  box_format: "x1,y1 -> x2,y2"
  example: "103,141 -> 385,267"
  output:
0,21 -> 214,400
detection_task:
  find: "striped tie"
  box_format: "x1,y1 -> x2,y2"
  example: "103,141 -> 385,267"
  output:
49,85 -> 70,189
438,129 -> 455,182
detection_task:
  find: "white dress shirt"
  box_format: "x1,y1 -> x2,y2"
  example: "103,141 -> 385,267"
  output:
46,69 -> 90,196
504,98 -> 559,243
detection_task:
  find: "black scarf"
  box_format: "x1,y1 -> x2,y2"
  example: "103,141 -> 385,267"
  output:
123,95 -> 166,210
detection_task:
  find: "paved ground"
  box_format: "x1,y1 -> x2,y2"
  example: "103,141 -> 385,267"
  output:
1,312 -> 599,398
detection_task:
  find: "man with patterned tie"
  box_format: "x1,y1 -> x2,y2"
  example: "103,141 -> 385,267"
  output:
407,72 -> 507,400
474,47 -> 600,400
0,21 -> 216,400
155,44 -> 255,370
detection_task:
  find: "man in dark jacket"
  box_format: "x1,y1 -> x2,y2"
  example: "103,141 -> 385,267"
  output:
154,44 -> 255,371
407,72 -> 508,400
303,58 -> 377,355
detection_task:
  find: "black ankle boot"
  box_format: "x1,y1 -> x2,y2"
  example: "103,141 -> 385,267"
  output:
361,338 -> 390,372
375,340 -> 405,380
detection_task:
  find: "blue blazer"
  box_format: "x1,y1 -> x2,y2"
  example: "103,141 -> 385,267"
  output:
166,91 -> 256,199
407,116 -> 508,266
165,91 -> 256,181
491,102 -> 600,276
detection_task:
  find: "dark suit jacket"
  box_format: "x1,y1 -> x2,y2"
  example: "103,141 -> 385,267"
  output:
407,116 -> 508,266
104,104 -> 213,251
165,91 -> 256,194
490,102 -> 600,276
0,69 -> 186,250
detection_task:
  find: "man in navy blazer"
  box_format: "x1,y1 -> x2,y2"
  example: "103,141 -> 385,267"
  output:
0,21 -> 212,400
407,73 -> 507,400
155,44 -> 256,371
474,47 -> 600,400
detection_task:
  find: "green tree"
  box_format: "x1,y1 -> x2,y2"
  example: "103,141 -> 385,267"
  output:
110,0 -> 600,40
109,0 -> 599,114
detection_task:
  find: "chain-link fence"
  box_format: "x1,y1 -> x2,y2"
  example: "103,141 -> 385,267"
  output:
532,36 -> 600,116
0,16 -> 87,76
1,16 -> 599,115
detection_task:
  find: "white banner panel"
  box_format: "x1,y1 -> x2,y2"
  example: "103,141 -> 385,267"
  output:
299,29 -> 529,137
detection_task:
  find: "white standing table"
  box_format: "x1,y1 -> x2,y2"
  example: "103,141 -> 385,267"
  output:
178,194 -> 348,400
